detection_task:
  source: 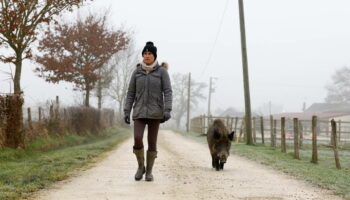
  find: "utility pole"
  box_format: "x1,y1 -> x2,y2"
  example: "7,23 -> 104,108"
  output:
207,77 -> 213,118
238,0 -> 253,145
207,77 -> 217,128
186,72 -> 191,132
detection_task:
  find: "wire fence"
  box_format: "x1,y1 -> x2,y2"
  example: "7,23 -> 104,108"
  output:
191,114 -> 348,169
0,95 -> 116,148
190,115 -> 350,149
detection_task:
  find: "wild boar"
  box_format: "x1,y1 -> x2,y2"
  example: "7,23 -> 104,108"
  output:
207,119 -> 235,171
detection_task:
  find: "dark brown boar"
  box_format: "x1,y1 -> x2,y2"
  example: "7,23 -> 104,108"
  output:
207,119 -> 234,171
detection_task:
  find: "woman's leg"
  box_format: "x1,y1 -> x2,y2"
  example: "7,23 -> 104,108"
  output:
147,119 -> 161,151
133,119 -> 147,181
145,119 -> 160,181
134,119 -> 147,149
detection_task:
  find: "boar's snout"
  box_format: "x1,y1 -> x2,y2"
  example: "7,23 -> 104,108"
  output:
217,151 -> 228,163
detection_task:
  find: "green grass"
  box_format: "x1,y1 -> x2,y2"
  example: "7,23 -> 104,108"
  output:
0,127 -> 131,200
175,130 -> 350,199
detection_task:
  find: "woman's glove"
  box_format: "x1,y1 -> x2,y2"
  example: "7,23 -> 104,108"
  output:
160,111 -> 171,123
124,113 -> 130,124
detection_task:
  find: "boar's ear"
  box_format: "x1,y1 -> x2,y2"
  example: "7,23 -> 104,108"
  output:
213,130 -> 221,140
228,131 -> 235,141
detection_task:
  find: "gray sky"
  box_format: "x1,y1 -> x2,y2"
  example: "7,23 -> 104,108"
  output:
1,0 -> 350,114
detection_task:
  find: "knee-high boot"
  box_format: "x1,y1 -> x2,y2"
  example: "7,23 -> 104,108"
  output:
145,150 -> 157,181
133,147 -> 145,181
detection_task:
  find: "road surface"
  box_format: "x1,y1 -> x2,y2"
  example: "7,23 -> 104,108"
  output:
33,130 -> 343,200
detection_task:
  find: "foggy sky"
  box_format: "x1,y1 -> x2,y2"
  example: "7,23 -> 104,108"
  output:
1,0 -> 350,115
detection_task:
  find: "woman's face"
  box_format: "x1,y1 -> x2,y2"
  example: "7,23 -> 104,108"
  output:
143,51 -> 155,65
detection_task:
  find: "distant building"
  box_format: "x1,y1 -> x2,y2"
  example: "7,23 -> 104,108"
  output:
269,103 -> 350,121
271,112 -> 350,121
219,107 -> 258,117
304,103 -> 350,113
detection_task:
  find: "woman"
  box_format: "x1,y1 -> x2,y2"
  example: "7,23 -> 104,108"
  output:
124,41 -> 172,181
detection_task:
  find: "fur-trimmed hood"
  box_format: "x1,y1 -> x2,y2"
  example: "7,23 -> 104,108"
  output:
137,61 -> 169,70
161,62 -> 168,70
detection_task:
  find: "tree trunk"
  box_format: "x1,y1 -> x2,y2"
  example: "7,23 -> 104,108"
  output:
7,54 -> 24,148
14,54 -> 22,94
85,88 -> 90,107
97,80 -> 102,109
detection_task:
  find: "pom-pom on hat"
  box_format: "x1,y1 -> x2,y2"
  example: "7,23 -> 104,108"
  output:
142,41 -> 157,59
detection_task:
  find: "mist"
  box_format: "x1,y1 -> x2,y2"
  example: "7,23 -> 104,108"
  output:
1,0 -> 350,116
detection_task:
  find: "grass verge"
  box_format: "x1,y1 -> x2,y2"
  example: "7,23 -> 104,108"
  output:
175,130 -> 350,199
0,126 -> 131,200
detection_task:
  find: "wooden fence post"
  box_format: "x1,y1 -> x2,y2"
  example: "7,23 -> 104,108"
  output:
270,115 -> 274,147
226,116 -> 230,128
252,117 -> 256,143
299,121 -> 303,149
274,119 -> 276,148
49,104 -> 54,120
239,117 -> 245,142
63,108 -> 67,124
38,107 -> 42,122
281,117 -> 286,153
55,96 -> 60,120
27,107 -> 32,129
234,117 -> 238,134
202,115 -> 206,135
260,116 -> 265,144
311,116 -> 318,164
331,119 -> 341,169
293,118 -> 300,160
338,120 -> 341,143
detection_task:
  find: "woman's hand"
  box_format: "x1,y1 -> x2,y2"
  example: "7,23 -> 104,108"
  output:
124,113 -> 130,124
160,111 -> 171,123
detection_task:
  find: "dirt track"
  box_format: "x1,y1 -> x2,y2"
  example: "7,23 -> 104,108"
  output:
33,130 -> 343,200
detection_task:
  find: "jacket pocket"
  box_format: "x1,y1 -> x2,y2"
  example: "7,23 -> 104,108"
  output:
133,92 -> 142,108
157,96 -> 164,109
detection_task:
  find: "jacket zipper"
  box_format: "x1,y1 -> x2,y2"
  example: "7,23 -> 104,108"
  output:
145,72 -> 149,118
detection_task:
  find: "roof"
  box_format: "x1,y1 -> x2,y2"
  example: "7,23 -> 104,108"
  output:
305,103 -> 350,113
220,107 -> 258,117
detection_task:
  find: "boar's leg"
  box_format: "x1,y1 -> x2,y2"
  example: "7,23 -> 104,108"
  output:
215,157 -> 220,171
220,161 -> 224,170
211,154 -> 216,168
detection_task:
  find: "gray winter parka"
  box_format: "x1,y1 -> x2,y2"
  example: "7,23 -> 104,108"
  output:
124,63 -> 172,120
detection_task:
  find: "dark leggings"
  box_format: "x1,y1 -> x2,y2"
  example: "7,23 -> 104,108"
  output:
134,119 -> 161,151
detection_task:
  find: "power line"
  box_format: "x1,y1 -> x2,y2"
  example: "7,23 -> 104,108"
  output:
200,0 -> 230,78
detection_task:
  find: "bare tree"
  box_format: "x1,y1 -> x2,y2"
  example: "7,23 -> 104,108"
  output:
35,13 -> 129,107
109,44 -> 139,120
95,62 -> 117,109
0,0 -> 89,94
325,67 -> 350,104
172,73 -> 207,129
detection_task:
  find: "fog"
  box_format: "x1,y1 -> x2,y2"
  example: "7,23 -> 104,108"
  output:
1,0 -> 350,116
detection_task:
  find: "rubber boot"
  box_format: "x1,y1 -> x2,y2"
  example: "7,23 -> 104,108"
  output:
145,150 -> 157,181
133,148 -> 145,181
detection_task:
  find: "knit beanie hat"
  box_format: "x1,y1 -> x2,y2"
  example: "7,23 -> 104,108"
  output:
142,41 -> 157,59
